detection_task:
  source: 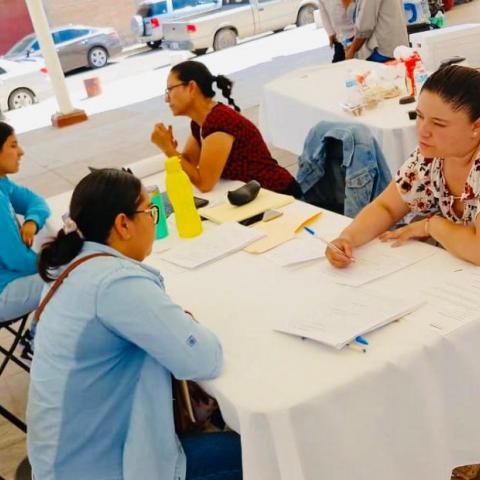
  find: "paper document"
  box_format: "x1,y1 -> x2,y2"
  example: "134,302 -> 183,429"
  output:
263,237 -> 326,266
160,222 -> 265,269
275,287 -> 423,349
408,269 -> 480,334
319,239 -> 436,286
245,209 -> 321,253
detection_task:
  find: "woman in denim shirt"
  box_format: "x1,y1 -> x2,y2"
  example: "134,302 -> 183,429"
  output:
0,121 -> 50,321
326,66 -> 480,267
27,168 -> 242,480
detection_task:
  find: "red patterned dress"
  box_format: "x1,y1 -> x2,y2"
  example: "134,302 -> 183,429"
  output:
191,103 -> 301,197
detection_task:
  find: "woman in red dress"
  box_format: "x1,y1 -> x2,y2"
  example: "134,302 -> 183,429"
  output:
151,61 -> 302,198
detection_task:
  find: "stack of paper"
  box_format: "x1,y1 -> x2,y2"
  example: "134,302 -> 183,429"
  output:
319,239 -> 436,286
159,223 -> 265,269
263,237 -> 326,266
407,269 -> 480,334
275,287 -> 423,349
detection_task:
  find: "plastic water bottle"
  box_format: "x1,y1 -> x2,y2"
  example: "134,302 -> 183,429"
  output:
165,156 -> 203,238
147,185 -> 169,239
414,61 -> 429,96
345,69 -> 361,105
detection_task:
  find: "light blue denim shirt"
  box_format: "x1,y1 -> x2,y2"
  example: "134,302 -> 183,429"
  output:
0,176 -> 50,293
27,242 -> 223,480
297,121 -> 392,218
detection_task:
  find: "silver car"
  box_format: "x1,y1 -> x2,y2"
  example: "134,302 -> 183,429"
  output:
0,58 -> 53,111
131,0 -> 221,49
4,25 -> 123,73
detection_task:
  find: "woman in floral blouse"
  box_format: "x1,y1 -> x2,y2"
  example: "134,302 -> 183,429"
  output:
326,65 -> 480,267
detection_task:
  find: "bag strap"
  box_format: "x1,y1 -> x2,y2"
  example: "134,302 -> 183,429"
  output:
34,253 -> 113,323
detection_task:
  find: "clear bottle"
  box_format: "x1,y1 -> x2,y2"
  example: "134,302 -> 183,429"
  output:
165,156 -> 203,238
414,61 -> 429,97
345,69 -> 361,106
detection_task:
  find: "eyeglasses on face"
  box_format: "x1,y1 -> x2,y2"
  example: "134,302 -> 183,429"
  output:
164,82 -> 186,97
135,205 -> 160,225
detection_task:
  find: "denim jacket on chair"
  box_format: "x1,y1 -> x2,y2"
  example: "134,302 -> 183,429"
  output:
297,121 -> 392,217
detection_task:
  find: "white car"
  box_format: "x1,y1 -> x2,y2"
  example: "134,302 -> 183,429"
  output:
0,58 -> 53,111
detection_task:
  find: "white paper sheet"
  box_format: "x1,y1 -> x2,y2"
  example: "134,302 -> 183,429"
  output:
159,222 -> 265,269
263,237 -> 326,266
275,286 -> 423,349
319,239 -> 436,286
408,269 -> 480,334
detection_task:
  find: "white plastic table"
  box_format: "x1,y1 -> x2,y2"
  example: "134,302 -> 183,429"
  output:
260,59 -> 418,173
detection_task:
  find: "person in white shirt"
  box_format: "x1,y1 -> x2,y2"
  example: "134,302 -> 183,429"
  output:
318,0 -> 355,62
346,0 -> 409,62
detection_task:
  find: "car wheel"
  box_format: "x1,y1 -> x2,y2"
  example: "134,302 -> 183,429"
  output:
192,48 -> 208,56
213,28 -> 237,51
8,88 -> 35,110
296,5 -> 316,26
88,46 -> 108,69
147,40 -> 162,49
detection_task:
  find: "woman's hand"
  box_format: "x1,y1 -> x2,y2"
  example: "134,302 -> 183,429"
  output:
151,123 -> 178,156
378,219 -> 430,247
325,237 -> 354,269
20,220 -> 37,247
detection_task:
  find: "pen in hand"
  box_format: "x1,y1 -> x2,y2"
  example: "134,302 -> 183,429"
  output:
304,227 -> 355,262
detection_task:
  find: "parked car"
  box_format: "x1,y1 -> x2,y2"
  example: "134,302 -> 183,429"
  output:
0,58 -> 52,111
131,0 -> 222,49
162,0 -> 318,55
4,25 -> 123,73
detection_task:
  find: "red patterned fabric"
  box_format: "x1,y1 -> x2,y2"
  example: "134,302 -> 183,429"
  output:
190,103 -> 296,193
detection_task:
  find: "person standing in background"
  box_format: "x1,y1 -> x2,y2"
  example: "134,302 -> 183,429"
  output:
346,0 -> 409,62
318,0 -> 355,62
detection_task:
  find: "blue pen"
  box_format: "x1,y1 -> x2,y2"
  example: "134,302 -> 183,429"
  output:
304,226 -> 354,261
355,335 -> 369,346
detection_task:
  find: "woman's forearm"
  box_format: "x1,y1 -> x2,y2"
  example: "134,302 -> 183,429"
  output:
340,202 -> 400,246
430,216 -> 480,265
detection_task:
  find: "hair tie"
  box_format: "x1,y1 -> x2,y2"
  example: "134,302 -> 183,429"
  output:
62,213 -> 84,239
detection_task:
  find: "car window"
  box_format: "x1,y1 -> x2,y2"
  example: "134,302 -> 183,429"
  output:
172,0 -> 217,11
30,40 -> 40,51
149,2 -> 168,16
55,29 -> 77,43
222,0 -> 249,5
0,67 -> 6,75
74,29 -> 91,38
7,34 -> 36,55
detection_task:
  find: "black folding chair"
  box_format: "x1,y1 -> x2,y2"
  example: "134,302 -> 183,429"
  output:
0,313 -> 32,433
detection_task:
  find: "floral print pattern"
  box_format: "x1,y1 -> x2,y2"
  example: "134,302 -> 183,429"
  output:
395,148 -> 480,225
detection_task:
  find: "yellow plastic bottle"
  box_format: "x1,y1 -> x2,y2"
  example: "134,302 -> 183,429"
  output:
165,156 -> 203,238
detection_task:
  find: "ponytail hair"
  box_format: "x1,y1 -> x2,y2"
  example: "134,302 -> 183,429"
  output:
38,168 -> 142,282
170,60 -> 241,112
214,74 -> 240,112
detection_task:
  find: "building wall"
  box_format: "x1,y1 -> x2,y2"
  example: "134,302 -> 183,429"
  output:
43,0 -> 138,46
0,0 -> 34,54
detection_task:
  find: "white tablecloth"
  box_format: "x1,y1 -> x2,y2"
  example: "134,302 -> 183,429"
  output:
260,59 -> 419,173
45,172 -> 480,480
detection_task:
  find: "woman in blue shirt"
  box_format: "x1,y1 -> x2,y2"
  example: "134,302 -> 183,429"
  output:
0,121 -> 50,322
28,168 -> 242,480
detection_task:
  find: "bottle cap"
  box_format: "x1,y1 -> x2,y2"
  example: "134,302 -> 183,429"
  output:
165,155 -> 182,173
147,184 -> 160,195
